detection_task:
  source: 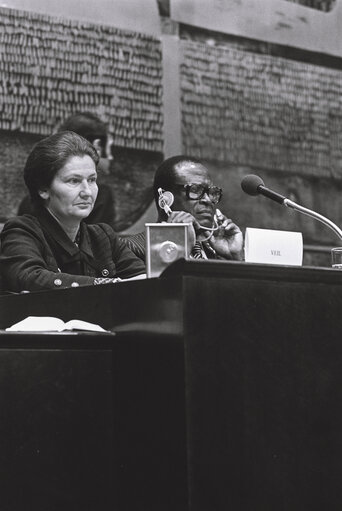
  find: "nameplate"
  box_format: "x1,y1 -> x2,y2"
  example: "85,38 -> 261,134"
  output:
245,228 -> 303,266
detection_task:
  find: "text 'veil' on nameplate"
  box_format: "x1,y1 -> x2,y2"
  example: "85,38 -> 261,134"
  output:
245,227 -> 303,266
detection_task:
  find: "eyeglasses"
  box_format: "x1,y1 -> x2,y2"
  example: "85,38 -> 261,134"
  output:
172,183 -> 223,204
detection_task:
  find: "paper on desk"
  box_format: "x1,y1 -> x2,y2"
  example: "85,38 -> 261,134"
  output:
245,227 -> 303,266
6,316 -> 106,332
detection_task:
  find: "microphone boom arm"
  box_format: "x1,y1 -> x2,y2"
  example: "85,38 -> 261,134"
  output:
284,199 -> 342,241
241,174 -> 342,241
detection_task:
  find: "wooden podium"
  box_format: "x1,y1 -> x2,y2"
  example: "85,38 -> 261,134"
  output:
1,260 -> 342,510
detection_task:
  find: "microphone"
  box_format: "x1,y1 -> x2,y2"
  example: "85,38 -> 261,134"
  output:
241,174 -> 286,204
241,174 -> 342,241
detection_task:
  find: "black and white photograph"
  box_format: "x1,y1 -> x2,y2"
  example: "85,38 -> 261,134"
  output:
0,1 -> 342,509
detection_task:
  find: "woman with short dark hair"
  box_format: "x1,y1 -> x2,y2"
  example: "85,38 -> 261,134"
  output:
24,130 -> 100,206
0,131 -> 145,292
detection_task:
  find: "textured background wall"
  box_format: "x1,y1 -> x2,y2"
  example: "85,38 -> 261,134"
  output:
0,131 -> 40,220
1,0 -> 161,35
0,6 -> 163,226
171,0 -> 342,58
0,7 -> 163,150
180,41 -> 342,179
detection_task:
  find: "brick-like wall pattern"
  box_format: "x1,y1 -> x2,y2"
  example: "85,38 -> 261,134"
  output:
0,7 -> 163,152
180,41 -> 342,179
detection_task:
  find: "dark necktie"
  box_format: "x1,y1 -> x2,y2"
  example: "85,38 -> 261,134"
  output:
191,241 -> 208,259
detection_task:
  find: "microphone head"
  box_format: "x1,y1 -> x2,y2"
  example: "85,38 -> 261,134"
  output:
241,174 -> 265,196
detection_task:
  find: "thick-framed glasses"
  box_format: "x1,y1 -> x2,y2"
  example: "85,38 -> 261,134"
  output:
173,183 -> 223,204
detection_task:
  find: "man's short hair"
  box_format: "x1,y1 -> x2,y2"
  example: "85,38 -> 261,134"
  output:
58,112 -> 108,147
153,155 -> 203,206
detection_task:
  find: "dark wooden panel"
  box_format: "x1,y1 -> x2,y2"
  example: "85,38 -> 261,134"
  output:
0,331 -> 188,511
182,272 -> 342,511
0,277 -> 182,332
0,342 -> 113,511
2,261 -> 342,510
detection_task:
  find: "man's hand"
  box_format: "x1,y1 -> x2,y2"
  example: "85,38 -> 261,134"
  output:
206,213 -> 244,260
165,210 -> 244,260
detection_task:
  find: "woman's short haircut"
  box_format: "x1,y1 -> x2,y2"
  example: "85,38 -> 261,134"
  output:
24,131 -> 100,206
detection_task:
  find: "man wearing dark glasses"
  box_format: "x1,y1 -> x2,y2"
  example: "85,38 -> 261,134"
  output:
124,155 -> 243,261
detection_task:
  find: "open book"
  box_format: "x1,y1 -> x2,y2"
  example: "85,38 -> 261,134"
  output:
6,316 -> 107,333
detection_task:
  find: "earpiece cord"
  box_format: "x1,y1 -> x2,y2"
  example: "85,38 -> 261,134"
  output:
197,218 -> 219,242
199,230 -> 215,242
198,218 -> 219,232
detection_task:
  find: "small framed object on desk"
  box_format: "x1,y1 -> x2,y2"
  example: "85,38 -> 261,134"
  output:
145,223 -> 191,278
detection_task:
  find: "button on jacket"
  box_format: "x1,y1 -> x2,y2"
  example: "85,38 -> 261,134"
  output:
0,207 -> 145,293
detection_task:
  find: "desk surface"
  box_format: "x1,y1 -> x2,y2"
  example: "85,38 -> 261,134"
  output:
1,260 -> 342,332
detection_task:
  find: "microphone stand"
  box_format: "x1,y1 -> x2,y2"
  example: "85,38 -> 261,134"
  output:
283,199 -> 342,241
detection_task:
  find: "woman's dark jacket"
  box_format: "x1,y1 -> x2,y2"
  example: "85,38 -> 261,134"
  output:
0,208 -> 145,293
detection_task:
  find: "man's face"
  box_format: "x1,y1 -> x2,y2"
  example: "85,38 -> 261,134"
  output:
171,163 -> 216,228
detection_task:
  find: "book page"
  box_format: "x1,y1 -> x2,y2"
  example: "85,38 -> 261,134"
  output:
6,316 -> 65,332
63,319 -> 106,332
6,316 -> 107,332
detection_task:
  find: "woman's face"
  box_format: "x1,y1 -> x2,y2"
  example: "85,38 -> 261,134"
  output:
40,155 -> 98,224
